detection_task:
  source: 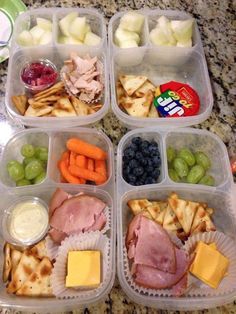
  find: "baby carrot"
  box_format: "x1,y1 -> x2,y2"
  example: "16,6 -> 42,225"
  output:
87,158 -> 95,171
76,155 -> 88,168
60,174 -> 68,183
95,160 -> 107,181
67,138 -> 107,160
69,151 -> 77,166
61,150 -> 70,161
68,165 -> 106,185
59,160 -> 81,184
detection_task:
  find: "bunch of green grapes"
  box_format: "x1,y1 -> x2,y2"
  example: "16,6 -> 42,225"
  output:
7,144 -> 48,186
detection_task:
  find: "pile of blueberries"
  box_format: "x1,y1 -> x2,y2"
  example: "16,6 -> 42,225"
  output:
122,136 -> 161,186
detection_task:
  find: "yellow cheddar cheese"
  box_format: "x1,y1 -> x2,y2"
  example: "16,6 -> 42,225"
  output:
190,241 -> 229,289
66,250 -> 101,288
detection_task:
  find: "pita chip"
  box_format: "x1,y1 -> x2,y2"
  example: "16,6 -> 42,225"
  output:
190,205 -> 216,234
122,90 -> 153,117
148,103 -> 159,118
3,243 -> 12,283
168,193 -> 199,235
163,204 -> 182,232
71,96 -> 90,115
12,95 -> 28,115
24,105 -> 53,117
11,249 -> 22,279
134,80 -> 156,98
127,199 -> 152,215
7,252 -> 40,293
30,240 -> 47,260
16,257 -> 53,297
155,201 -> 168,225
119,75 -> 147,96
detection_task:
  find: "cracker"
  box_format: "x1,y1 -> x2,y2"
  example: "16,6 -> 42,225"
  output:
11,95 -> 28,115
119,75 -> 147,96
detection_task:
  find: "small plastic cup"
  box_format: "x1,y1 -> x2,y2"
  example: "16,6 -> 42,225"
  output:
2,196 -> 49,247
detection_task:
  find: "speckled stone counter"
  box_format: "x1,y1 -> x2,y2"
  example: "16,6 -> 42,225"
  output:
0,0 -> 235,313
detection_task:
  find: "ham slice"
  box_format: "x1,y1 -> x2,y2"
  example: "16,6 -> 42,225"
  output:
50,194 -> 106,235
49,228 -> 67,244
49,188 -> 70,218
134,247 -> 189,290
126,215 -> 176,274
172,273 -> 188,297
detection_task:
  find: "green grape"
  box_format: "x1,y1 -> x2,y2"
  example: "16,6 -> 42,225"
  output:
8,163 -> 25,182
195,151 -> 211,170
168,169 -> 180,182
187,165 -> 205,184
167,147 -> 176,164
35,146 -> 48,158
33,171 -> 46,184
173,157 -> 189,178
7,160 -> 20,170
177,148 -> 196,167
38,151 -> 48,162
198,175 -> 215,186
21,144 -> 35,158
16,179 -> 31,186
23,157 -> 45,168
25,160 -> 44,180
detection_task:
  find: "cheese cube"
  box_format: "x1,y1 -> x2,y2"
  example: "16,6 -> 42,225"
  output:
66,250 -> 101,288
190,241 -> 229,289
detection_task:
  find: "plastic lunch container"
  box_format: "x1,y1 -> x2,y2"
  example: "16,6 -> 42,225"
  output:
116,127 -> 236,310
108,9 -> 213,129
0,127 -> 115,312
5,8 -> 108,128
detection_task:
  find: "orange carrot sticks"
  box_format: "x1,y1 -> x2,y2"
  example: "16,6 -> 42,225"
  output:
69,151 -> 77,166
59,160 -> 81,184
95,160 -> 107,181
87,158 -> 95,171
76,155 -> 88,168
68,165 -> 106,185
67,138 -> 107,160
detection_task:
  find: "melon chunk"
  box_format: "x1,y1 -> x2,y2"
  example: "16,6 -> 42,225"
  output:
119,12 -> 144,34
59,12 -> 78,37
171,19 -> 194,43
39,31 -> 52,45
30,26 -> 45,44
17,30 -> 34,46
36,18 -> 52,31
114,27 -> 140,47
84,32 -> 101,46
119,39 -> 138,48
69,17 -> 88,41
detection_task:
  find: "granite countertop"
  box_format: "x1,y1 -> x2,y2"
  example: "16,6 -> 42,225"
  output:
0,0 -> 235,313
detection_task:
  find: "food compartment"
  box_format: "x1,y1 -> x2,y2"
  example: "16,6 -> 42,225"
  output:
111,49 -> 213,128
147,10 -> 200,50
55,8 -> 105,49
117,129 -> 165,190
12,9 -> 55,48
0,183 -> 115,312
117,185 -> 236,310
164,128 -> 232,188
0,130 -> 49,188
48,128 -> 113,188
6,45 -> 109,128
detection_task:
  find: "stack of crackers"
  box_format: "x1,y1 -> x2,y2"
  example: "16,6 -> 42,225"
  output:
116,75 -> 158,118
3,240 -> 53,297
11,82 -> 102,117
128,192 -> 216,240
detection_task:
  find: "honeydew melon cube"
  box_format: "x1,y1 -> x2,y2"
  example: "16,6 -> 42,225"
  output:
30,26 -> 45,44
119,39 -> 138,48
84,32 -> 101,46
17,30 -> 34,46
119,12 -> 144,34
36,18 -> 52,31
64,36 -> 83,45
157,16 -> 176,46
69,17 -> 88,41
59,12 -> 78,37
176,39 -> 192,47
39,31 -> 52,45
114,27 -> 140,47
149,27 -> 170,46
170,19 -> 194,43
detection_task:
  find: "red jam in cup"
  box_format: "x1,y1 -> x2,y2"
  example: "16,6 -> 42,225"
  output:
21,59 -> 57,93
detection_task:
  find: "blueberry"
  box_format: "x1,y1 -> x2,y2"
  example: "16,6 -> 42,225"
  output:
127,174 -> 137,184
146,166 -> 154,174
135,151 -> 143,160
152,155 -> 161,167
124,148 -> 135,159
144,176 -> 154,184
129,143 -> 138,152
147,158 -> 153,167
132,136 -> 142,146
150,140 -> 158,148
148,144 -> 159,156
139,157 -> 148,166
152,168 -> 161,180
140,140 -> 149,151
123,164 -> 132,175
140,172 -> 147,180
133,166 -> 144,176
129,159 -> 139,169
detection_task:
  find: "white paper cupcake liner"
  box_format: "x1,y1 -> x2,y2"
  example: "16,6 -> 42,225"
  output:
46,206 -> 111,260
123,234 -> 184,297
183,231 -> 236,297
51,231 -> 111,299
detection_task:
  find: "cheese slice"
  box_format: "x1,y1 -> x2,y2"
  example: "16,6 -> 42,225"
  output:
190,241 -> 229,289
66,250 -> 101,288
